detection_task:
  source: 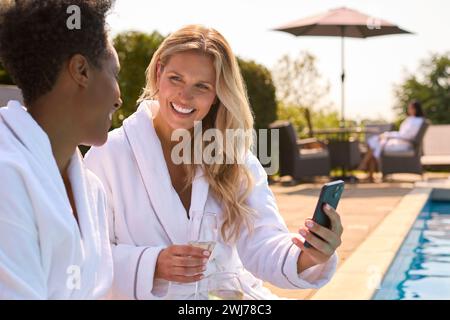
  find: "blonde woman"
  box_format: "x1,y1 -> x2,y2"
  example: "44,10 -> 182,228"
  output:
85,25 -> 343,300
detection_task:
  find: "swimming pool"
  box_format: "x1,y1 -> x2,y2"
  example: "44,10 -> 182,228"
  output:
373,199 -> 450,300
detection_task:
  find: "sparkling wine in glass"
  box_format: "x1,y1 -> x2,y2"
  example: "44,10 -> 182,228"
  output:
187,241 -> 216,252
207,272 -> 244,300
188,211 -> 218,299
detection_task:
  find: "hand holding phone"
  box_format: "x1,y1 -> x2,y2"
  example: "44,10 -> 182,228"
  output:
304,180 -> 344,248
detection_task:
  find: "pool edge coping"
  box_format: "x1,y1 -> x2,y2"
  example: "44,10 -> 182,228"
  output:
310,186 -> 432,300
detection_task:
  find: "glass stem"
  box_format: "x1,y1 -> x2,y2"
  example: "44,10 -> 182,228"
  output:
194,281 -> 199,300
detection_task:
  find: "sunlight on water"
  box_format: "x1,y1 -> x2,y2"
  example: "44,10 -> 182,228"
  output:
374,201 -> 450,300
397,202 -> 450,300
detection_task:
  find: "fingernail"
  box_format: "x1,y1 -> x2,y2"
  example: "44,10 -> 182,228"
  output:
203,251 -> 210,257
325,204 -> 331,210
306,220 -> 314,228
299,230 -> 307,236
202,266 -> 207,271
202,258 -> 208,264
199,275 -> 205,279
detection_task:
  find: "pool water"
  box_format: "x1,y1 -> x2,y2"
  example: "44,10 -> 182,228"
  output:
373,200 -> 450,300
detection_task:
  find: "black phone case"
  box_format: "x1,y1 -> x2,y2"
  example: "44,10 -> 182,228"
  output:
304,180 -> 344,248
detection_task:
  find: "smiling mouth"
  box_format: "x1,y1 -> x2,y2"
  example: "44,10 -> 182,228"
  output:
170,102 -> 196,115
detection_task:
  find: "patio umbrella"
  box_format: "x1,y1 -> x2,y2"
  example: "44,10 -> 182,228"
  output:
274,7 -> 412,126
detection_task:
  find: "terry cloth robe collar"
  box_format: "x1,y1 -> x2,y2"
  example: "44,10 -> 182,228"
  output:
122,100 -> 210,244
0,100 -> 106,298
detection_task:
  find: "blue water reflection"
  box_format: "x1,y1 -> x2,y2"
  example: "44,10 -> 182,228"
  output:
375,201 -> 450,300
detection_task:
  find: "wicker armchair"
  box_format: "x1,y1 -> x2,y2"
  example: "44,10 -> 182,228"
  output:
269,121 -> 331,180
380,120 -> 430,177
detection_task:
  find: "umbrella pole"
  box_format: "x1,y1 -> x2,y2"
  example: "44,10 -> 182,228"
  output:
340,27 -> 345,127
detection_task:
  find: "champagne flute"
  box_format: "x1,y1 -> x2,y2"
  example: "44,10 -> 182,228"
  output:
188,211 -> 218,299
207,272 -> 244,300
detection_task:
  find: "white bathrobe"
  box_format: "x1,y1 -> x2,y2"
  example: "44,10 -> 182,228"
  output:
368,116 -> 424,159
84,100 -> 337,300
0,101 -> 113,299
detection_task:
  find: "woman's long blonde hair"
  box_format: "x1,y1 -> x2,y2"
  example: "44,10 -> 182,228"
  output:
138,25 -> 256,242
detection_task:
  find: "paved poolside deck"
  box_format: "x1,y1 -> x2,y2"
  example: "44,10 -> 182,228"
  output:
263,172 -> 450,299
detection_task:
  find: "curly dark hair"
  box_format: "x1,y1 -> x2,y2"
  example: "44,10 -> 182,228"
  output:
0,0 -> 114,105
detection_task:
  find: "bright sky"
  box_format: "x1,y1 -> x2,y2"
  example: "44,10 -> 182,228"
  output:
107,0 -> 450,122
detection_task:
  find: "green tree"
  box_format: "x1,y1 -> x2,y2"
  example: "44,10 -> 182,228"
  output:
394,52 -> 450,124
112,31 -> 164,129
237,58 -> 277,129
273,50 -> 340,136
276,102 -> 307,135
277,102 -> 340,138
311,107 -> 340,131
272,51 -> 331,109
0,61 -> 14,84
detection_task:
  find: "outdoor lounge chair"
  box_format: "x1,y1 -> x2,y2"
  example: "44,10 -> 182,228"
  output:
269,121 -> 331,180
421,124 -> 450,168
359,122 -> 394,156
380,119 -> 430,177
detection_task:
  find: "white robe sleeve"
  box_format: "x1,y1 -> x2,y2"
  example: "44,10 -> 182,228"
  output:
398,117 -> 422,140
235,154 -> 337,290
84,147 -> 167,300
385,131 -> 401,139
386,117 -> 422,141
109,243 -> 166,299
0,162 -> 47,299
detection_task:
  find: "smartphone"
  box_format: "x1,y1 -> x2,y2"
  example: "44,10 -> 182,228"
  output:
304,180 -> 345,248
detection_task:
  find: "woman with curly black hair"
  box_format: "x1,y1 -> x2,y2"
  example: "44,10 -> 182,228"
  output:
0,0 -> 122,299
